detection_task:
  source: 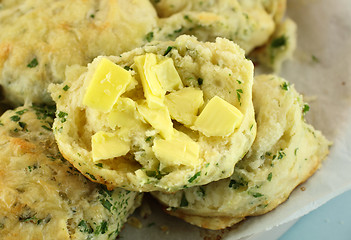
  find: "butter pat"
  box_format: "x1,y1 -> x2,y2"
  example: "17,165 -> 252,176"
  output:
108,97 -> 140,130
154,58 -> 183,92
83,58 -> 133,112
165,87 -> 204,126
137,102 -> 173,139
152,130 -> 200,167
134,54 -> 165,108
92,131 -> 130,161
193,96 -> 243,137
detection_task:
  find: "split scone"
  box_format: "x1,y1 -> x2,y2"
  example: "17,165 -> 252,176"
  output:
152,75 -> 331,230
0,106 -> 142,239
49,35 -> 257,192
0,0 -> 157,105
152,0 -> 287,53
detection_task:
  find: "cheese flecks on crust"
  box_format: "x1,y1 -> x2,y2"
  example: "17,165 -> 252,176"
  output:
49,36 -> 257,192
0,0 -> 158,105
152,75 -> 331,230
0,106 -> 142,240
152,0 -> 287,53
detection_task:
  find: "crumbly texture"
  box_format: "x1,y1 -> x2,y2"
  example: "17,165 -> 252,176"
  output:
0,0 -> 157,105
152,0 -> 287,53
49,36 -> 256,192
252,18 -> 297,72
0,106 -> 142,239
152,75 -> 331,230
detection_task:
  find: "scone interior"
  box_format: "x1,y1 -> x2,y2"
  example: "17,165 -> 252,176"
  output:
152,75 -> 330,230
49,35 -> 257,192
0,106 -> 142,240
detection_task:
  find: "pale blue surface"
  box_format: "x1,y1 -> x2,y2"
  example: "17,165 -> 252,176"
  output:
279,190 -> 351,240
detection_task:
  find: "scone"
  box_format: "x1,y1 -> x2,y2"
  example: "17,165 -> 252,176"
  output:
49,35 -> 257,192
152,75 -> 331,230
0,0 -> 157,105
152,0 -> 287,53
0,106 -> 142,239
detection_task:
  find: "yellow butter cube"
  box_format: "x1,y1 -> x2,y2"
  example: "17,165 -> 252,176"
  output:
153,58 -> 183,92
152,130 -> 200,167
134,54 -> 165,108
165,87 -> 204,126
91,131 -> 130,162
193,96 -> 243,137
108,97 -> 140,130
83,58 -> 133,112
137,102 -> 173,139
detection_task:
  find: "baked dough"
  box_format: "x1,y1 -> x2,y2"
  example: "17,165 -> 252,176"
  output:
152,0 -> 287,53
49,35 -> 256,192
0,0 -> 157,105
0,106 -> 142,239
152,74 -> 330,230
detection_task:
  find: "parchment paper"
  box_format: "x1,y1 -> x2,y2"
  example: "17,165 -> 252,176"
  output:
121,0 -> 351,239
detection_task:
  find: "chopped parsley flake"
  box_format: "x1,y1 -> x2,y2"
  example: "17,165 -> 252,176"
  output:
251,192 -> 264,198
63,85 -> 70,91
236,89 -> 243,103
180,193 -> 189,207
267,172 -> 272,182
57,111 -> 68,123
95,163 -> 103,168
303,104 -> 310,114
188,171 -> 201,183
163,46 -> 175,56
145,136 -> 152,142
197,78 -> 203,85
16,109 -> 28,115
280,82 -> 289,91
145,32 -> 154,42
78,220 -> 93,233
100,199 -> 112,211
184,15 -> 192,23
311,55 -> 320,63
85,172 -> 96,180
124,66 -> 132,71
271,35 -> 287,48
236,80 -> 242,84
95,221 -> 108,235
10,115 -> 20,122
27,58 -> 39,68
18,122 -> 26,129
41,125 -> 51,131
277,150 -> 286,160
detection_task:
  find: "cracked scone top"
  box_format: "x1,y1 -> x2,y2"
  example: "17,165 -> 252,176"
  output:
152,75 -> 331,230
49,36 -> 256,192
0,106 -> 142,240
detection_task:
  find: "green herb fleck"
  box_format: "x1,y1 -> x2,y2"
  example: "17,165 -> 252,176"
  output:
277,150 -> 286,160
188,171 -> 201,183
90,14 -> 95,18
41,125 -> 51,131
57,111 -> 68,123
16,109 -> 28,115
271,35 -> 287,48
145,136 -> 152,142
311,55 -> 319,63
10,115 -> 20,122
63,85 -> 70,91
27,58 -> 38,68
184,15 -> 192,23
294,148 -> 299,156
85,172 -> 96,180
229,178 -> 248,189
145,32 -> 154,42
197,78 -> 203,86
18,122 -> 26,129
236,89 -> 243,102
78,220 -> 93,233
124,66 -> 132,71
236,80 -> 242,84
280,82 -> 289,91
180,193 -> 189,207
163,46 -> 174,56
197,186 -> 205,197
100,199 -> 112,211
95,163 -> 103,168
251,192 -> 264,198
267,172 -> 272,182
95,220 -> 108,234
302,104 -> 310,114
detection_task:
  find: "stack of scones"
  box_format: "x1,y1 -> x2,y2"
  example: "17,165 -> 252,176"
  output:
0,0 -> 330,239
